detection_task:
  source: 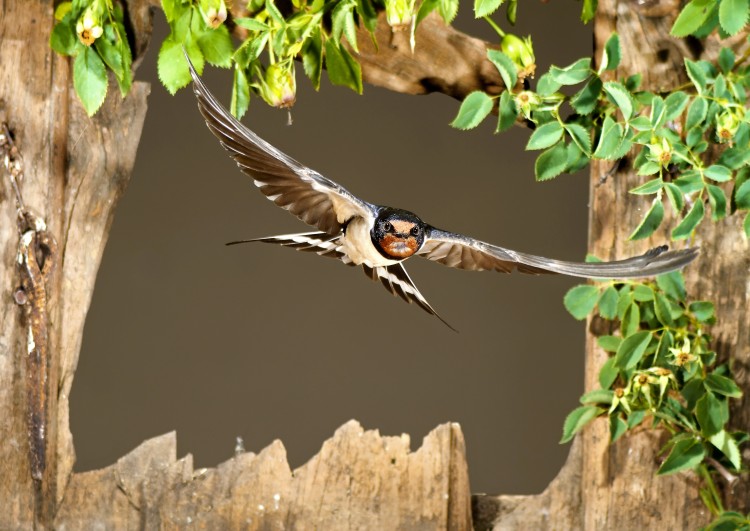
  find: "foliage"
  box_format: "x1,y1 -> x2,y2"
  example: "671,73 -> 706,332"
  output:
562,271 -> 747,519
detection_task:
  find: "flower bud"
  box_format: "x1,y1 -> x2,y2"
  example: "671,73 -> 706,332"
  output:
260,63 -> 297,109
200,0 -> 228,28
716,110 -> 742,142
385,0 -> 417,30
76,6 -> 104,46
514,90 -> 540,120
647,137 -> 672,166
501,34 -> 536,79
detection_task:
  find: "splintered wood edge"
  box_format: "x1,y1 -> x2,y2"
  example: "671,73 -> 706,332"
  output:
55,420 -> 472,529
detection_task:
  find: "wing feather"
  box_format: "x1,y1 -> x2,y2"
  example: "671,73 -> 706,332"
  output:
187,58 -> 375,234
418,228 -> 699,279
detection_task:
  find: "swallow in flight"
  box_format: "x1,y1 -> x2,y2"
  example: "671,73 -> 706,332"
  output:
187,61 -> 699,329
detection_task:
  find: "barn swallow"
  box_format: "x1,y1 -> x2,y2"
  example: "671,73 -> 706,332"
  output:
187,61 -> 699,329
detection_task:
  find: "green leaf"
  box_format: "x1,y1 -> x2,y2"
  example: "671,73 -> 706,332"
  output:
657,438 -> 706,475
656,271 -> 686,301
598,335 -> 622,353
527,122 -> 564,150
745,212 -> 750,237
565,123 -> 592,155
685,58 -> 708,94
629,198 -> 664,240
198,24 -> 233,68
564,284 -> 600,320
621,302 -> 640,337
705,373 -> 743,398
505,0 -> 517,24
599,356 -> 619,388
664,91 -> 690,121
439,0 -> 460,23
301,29 -> 323,90
158,37 -> 192,95
664,183 -> 685,215
324,39 -> 362,93
536,73 -> 562,97
706,184 -> 727,221
717,145 -> 750,169
633,284 -> 654,301
697,391 -> 725,436
615,330 -> 652,370
234,17 -> 271,31
580,389 -> 614,405
689,300 -> 715,322
451,91 -> 493,130
599,33 -> 620,73
487,50 -> 517,90
734,180 -> 750,209
718,47 -> 735,74
649,96 -> 666,128
604,81 -> 634,120
630,178 -> 664,195
610,415 -> 628,442
581,0 -> 597,22
331,0 -> 358,52
571,77 -> 603,115
709,430 -> 742,469
50,20 -> 76,55
598,286 -> 618,320
671,200 -> 705,240
653,290 -> 675,326
593,116 -> 624,160
674,170 -> 703,194
535,142 -> 569,181
718,0 -> 749,35
685,97 -> 708,129
671,0 -> 717,37
704,164 -> 732,182
474,0 -> 504,17
549,58 -> 592,86
230,66 -> 250,118
496,91 -> 518,133
560,405 -> 601,443
73,46 -> 108,116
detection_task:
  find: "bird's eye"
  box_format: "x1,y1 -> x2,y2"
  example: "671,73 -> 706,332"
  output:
383,221 -> 393,232
410,226 -> 420,236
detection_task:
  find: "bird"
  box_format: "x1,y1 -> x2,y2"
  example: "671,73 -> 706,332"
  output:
186,59 -> 699,330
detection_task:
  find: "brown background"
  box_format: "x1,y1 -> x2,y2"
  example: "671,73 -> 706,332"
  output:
72,4 -> 591,495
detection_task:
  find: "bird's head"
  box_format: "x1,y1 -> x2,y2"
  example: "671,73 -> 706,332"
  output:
371,208 -> 426,260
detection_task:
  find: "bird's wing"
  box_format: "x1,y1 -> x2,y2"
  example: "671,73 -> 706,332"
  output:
417,227 -> 699,279
227,232 -> 353,264
362,263 -> 456,331
188,59 -> 376,235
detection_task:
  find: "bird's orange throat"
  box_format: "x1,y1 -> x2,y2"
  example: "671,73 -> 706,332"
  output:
379,234 -> 419,259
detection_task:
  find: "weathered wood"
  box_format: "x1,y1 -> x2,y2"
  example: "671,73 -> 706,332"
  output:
55,420 -> 471,529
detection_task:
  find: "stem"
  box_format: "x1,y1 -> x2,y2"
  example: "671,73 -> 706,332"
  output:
483,16 -> 505,38
698,463 -> 725,515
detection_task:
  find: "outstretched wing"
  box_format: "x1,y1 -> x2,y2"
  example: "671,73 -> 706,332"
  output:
227,232 -> 352,263
418,227 -> 699,279
362,263 -> 456,331
187,58 -> 376,235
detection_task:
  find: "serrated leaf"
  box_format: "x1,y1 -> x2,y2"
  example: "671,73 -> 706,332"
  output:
564,123 -> 592,155
324,39 -> 362,93
621,302 -> 640,337
234,17 -> 271,31
664,183 -> 685,215
653,290 -> 674,326
657,438 -> 706,475
474,0 -> 504,17
717,145 -> 750,169
440,0 -> 459,23
451,91 -> 493,130
301,29 -> 323,89
689,300 -> 715,322
599,33 -> 620,73
549,58 -> 592,86
629,198 -> 664,240
536,74 -> 561,97
664,91 -> 690,120
604,81 -> 634,120
580,389 -> 615,405
630,178 -> 664,195
685,58 -> 708,94
593,115 -> 624,160
571,77 -> 603,115
615,330 -> 652,370
718,0 -> 749,35
734,180 -> 750,209
718,47 -> 735,73
745,212 -> 750,237
706,184 -> 727,221
487,49 -> 517,90
527,122 -> 564,150
697,391 -> 725,436
685,96 -> 708,129
230,66 -> 250,118
598,335 -> 622,353
671,0 -> 717,37
657,271 -> 686,301
564,284 -> 600,319
198,24 -> 233,68
581,0 -> 597,22
633,284 -> 654,301
560,405 -> 601,443
535,141 -> 569,181
496,90 -> 518,132
704,164 -> 732,182
598,286 -> 618,319
610,415 -> 628,442
599,356 -> 619,388
73,46 -> 108,116
705,373 -> 743,398
158,37 -> 193,95
709,430 -> 742,469
674,170 -> 703,194
50,20 -> 77,55
671,199 -> 705,239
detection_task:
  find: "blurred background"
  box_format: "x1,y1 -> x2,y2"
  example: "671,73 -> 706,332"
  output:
72,2 -> 591,495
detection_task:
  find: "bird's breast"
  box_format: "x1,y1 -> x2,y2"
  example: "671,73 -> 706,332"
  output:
378,234 -> 419,258
342,217 -> 400,267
